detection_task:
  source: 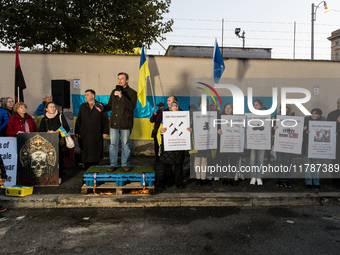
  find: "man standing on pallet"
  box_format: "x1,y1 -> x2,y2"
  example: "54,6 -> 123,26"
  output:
104,72 -> 137,172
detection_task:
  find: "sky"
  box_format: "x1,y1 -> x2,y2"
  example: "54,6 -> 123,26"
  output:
147,0 -> 340,60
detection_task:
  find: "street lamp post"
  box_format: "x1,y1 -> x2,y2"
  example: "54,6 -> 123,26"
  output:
311,1 -> 330,60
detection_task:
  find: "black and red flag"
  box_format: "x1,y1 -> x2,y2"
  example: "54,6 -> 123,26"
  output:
15,44 -> 26,103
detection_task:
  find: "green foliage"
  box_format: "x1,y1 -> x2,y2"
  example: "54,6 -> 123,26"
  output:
0,0 -> 173,53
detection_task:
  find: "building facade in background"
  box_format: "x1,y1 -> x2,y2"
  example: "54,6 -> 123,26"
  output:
328,29 -> 340,61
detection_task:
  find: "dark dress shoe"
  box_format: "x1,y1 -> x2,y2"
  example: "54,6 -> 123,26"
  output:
123,166 -> 130,172
108,166 -> 117,172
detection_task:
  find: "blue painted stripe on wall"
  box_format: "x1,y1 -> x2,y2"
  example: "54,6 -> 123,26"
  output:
72,94 -> 276,118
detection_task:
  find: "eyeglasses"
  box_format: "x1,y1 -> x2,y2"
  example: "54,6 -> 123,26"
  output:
7,100 -> 14,103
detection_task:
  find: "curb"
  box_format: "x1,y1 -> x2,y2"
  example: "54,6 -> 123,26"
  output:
2,192 -> 340,208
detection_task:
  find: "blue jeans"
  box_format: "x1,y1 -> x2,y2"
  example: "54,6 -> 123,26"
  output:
109,128 -> 131,167
276,152 -> 293,182
250,149 -> 265,178
304,157 -> 321,186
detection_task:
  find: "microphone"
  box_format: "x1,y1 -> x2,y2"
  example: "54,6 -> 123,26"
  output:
115,85 -> 122,97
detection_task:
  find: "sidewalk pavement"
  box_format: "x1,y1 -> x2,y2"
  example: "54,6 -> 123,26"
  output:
1,156 -> 340,208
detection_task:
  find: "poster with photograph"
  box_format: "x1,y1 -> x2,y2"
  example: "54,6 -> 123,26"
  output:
308,121 -> 336,159
245,113 -> 271,150
219,115 -> 245,153
163,111 -> 191,151
193,111 -> 217,150
17,133 -> 59,186
273,115 -> 304,154
0,137 -> 17,188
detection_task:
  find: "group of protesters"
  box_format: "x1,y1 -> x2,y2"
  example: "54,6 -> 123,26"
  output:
150,95 -> 340,190
1,74 -> 340,211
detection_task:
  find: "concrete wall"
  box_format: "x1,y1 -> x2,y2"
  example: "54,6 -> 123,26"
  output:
1,51 -> 340,154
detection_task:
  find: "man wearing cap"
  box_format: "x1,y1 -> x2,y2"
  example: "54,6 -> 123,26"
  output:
150,102 -> 165,162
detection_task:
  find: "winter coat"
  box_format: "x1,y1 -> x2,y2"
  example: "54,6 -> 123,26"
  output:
75,101 -> 109,163
39,113 -> 70,152
0,108 -> 9,136
150,110 -> 162,137
104,85 -> 137,130
6,113 -> 38,136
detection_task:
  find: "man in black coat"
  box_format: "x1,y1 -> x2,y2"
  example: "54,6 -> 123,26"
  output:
104,73 -> 137,172
75,89 -> 109,170
327,98 -> 340,189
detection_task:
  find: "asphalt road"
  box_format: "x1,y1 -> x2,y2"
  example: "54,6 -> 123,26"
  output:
0,206 -> 340,255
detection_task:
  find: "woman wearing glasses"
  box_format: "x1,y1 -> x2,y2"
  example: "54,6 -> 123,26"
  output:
0,97 -> 14,117
0,97 -> 14,136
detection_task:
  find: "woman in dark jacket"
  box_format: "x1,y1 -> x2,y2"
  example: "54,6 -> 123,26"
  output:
6,102 -> 38,136
302,108 -> 326,188
39,102 -> 70,181
160,101 -> 190,189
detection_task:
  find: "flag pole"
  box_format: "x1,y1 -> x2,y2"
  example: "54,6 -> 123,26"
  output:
148,76 -> 156,110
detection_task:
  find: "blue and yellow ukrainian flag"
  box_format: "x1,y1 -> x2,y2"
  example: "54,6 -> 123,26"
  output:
138,46 -> 150,107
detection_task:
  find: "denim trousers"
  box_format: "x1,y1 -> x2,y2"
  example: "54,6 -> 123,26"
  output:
250,149 -> 265,178
109,128 -> 131,167
304,156 -> 321,186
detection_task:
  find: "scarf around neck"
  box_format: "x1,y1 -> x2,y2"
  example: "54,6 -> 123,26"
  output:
46,110 -> 58,119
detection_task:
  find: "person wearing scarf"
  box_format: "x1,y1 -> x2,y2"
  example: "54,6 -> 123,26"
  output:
39,102 -> 70,182
6,102 -> 38,136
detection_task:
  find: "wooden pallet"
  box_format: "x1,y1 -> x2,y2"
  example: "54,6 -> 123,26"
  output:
81,182 -> 155,196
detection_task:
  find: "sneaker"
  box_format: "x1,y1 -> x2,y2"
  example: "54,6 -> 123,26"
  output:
257,178 -> 263,186
250,178 -> 256,185
0,206 -> 6,212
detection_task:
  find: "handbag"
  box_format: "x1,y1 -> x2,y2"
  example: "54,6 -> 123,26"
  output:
59,115 -> 74,149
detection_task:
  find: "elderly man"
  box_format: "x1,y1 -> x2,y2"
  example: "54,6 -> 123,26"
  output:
104,72 -> 137,172
327,98 -> 340,189
75,89 -> 109,170
165,96 -> 178,111
35,94 -> 54,116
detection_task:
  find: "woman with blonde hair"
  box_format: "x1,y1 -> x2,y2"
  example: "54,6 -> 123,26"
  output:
6,102 -> 38,136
